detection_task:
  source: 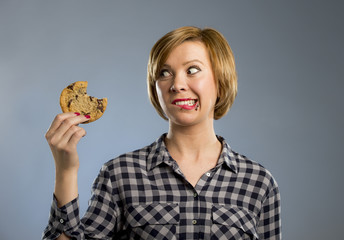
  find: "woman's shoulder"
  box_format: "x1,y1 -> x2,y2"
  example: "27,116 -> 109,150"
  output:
101,134 -> 166,172
220,137 -> 279,190
236,150 -> 278,190
102,145 -> 151,170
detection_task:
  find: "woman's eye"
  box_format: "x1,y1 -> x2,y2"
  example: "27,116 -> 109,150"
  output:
187,66 -> 200,75
160,69 -> 171,77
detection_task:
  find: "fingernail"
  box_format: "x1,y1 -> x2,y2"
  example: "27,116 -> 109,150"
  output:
85,115 -> 91,119
74,112 -> 81,116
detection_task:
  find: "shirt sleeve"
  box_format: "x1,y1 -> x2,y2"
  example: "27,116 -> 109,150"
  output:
42,164 -> 118,240
257,180 -> 282,239
42,195 -> 80,239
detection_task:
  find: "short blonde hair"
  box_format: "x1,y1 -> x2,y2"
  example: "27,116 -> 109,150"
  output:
147,26 -> 237,120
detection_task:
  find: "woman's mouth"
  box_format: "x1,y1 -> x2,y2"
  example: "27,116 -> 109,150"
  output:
172,99 -> 198,110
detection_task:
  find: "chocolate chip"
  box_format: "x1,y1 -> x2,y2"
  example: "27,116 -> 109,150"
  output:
68,99 -> 73,108
67,83 -> 75,90
97,99 -> 104,113
89,96 -> 94,101
75,95 -> 78,100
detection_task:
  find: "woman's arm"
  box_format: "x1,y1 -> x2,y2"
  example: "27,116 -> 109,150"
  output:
257,184 -> 281,239
44,112 -> 89,239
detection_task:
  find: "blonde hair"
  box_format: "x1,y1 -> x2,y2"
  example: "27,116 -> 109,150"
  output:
147,26 -> 237,120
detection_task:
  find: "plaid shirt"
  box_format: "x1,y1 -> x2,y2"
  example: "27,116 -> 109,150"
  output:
43,134 -> 281,239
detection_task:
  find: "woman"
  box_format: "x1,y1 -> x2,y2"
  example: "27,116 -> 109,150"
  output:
43,26 -> 281,239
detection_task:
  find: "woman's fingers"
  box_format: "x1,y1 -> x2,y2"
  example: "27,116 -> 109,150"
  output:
45,113 -> 89,172
60,125 -> 87,150
46,113 -> 78,137
54,114 -> 86,142
46,113 -> 88,146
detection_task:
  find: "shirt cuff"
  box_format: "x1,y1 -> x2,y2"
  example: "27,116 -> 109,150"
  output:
43,194 -> 80,239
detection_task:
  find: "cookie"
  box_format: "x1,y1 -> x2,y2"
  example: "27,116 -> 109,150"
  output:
60,81 -> 107,123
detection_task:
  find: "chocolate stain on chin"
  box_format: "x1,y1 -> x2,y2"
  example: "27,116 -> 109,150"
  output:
195,103 -> 199,111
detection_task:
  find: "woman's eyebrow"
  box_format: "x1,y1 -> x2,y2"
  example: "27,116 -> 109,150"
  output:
162,59 -> 205,68
182,59 -> 204,66
161,63 -> 171,68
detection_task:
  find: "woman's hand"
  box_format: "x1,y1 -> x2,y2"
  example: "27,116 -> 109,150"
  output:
45,112 -> 90,207
45,112 -> 89,172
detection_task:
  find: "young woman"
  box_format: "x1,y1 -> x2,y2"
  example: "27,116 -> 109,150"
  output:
43,26 -> 281,240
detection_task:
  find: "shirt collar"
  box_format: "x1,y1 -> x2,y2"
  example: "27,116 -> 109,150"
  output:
147,133 -> 237,174
216,136 -> 238,174
147,134 -> 171,171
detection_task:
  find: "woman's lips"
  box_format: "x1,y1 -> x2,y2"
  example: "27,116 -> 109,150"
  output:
172,98 -> 198,110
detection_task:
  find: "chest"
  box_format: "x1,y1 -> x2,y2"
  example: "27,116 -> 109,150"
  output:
177,160 -> 216,187
115,163 -> 263,214
115,165 -> 262,239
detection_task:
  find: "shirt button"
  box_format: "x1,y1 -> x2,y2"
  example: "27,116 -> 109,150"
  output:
59,219 -> 64,224
193,192 -> 198,198
192,219 -> 197,225
206,172 -> 211,177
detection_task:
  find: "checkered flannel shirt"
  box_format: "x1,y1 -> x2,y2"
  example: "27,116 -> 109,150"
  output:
43,134 -> 281,239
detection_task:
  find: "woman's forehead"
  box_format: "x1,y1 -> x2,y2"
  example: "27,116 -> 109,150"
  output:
162,41 -> 210,66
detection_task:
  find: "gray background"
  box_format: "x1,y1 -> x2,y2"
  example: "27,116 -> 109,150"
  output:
0,0 -> 343,239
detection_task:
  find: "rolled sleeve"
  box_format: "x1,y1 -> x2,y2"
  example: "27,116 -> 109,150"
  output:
42,195 -> 80,239
42,164 -> 118,239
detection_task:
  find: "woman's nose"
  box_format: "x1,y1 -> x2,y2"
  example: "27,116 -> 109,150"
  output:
170,74 -> 188,92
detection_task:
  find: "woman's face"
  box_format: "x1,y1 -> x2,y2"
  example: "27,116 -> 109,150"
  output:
155,40 -> 217,127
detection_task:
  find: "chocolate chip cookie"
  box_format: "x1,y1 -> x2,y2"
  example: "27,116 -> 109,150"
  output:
60,81 -> 107,123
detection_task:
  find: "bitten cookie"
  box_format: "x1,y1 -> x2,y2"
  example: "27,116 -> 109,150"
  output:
60,81 -> 107,123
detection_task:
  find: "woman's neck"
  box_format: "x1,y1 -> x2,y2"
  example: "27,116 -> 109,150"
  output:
165,120 -> 221,163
